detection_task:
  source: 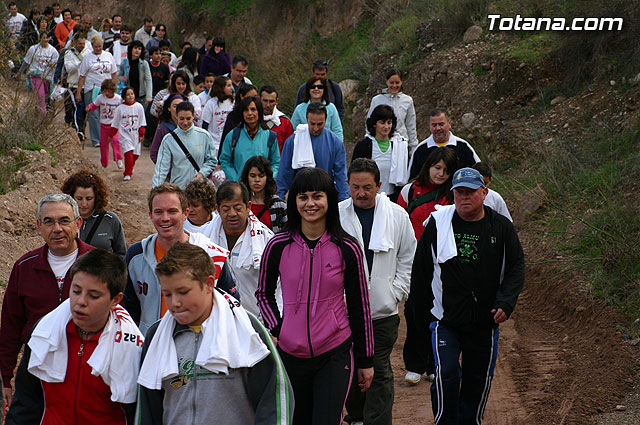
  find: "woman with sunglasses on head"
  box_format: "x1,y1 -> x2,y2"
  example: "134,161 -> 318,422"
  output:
257,167 -> 374,425
291,76 -> 343,141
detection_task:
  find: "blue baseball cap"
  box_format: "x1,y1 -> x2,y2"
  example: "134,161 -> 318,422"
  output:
451,167 -> 486,190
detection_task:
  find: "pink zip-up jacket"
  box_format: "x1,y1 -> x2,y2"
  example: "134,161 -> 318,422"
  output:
257,231 -> 374,368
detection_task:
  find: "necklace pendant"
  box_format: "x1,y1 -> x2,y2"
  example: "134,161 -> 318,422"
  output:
78,343 -> 84,357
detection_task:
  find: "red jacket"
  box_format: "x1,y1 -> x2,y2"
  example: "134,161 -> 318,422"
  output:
6,321 -> 128,425
397,182 -> 450,240
0,239 -> 94,387
272,117 -> 294,152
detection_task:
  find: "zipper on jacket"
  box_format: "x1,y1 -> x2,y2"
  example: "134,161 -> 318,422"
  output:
307,247 -> 314,357
75,342 -> 84,424
191,331 -> 200,425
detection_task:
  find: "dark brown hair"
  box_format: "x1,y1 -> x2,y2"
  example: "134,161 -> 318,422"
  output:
61,170 -> 109,211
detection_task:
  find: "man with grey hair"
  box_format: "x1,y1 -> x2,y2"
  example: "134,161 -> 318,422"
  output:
0,193 -> 95,407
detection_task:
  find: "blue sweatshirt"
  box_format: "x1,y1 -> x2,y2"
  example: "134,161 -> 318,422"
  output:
276,128 -> 349,201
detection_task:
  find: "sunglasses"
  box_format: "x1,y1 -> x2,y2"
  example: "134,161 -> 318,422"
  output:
310,84 -> 324,90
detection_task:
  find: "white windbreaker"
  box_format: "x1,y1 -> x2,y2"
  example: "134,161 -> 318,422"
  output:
339,193 -> 417,319
367,89 -> 419,155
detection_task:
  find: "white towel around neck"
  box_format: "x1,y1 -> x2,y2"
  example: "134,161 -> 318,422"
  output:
27,300 -> 144,403
137,289 -> 270,390
263,105 -> 284,128
368,193 -> 395,252
291,124 -> 315,169
210,212 -> 273,270
423,204 -> 457,263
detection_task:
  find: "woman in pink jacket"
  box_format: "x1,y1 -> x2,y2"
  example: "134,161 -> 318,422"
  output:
257,167 -> 374,425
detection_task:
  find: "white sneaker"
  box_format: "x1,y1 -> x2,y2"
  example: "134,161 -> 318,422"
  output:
427,373 -> 435,382
405,371 -> 421,385
117,160 -> 124,169
123,175 -> 131,181
351,422 -> 364,425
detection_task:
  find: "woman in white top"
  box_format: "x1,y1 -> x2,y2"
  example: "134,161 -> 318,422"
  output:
201,76 -> 234,151
75,34 -> 119,147
351,104 -> 409,201
367,68 -> 418,155
18,31 -> 58,115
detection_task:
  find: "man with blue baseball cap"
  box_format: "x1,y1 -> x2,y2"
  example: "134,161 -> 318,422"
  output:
407,167 -> 525,424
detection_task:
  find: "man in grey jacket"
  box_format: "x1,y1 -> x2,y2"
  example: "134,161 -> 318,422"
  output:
339,159 -> 416,425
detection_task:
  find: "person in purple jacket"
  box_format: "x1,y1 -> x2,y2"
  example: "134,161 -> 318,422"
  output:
199,36 -> 231,77
150,93 -> 184,164
256,167 -> 375,425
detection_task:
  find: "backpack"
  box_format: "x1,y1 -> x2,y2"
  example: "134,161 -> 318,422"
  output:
230,127 -> 277,164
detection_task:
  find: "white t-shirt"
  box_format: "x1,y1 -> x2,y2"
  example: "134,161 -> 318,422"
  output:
93,93 -> 122,125
47,249 -> 79,289
484,188 -> 513,222
112,102 -> 147,154
198,91 -> 211,109
183,213 -> 218,240
372,139 -> 394,195
24,44 -> 59,80
111,41 -> 130,67
202,97 -> 234,150
53,14 -> 63,25
6,13 -> 27,38
78,50 -> 118,90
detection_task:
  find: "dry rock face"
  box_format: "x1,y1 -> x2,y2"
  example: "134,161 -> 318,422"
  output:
463,25 -> 483,42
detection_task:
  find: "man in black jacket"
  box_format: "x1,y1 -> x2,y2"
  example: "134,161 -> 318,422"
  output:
408,167 -> 525,425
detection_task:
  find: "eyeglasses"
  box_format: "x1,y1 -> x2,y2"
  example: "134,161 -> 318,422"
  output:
41,217 -> 77,227
313,60 -> 328,67
310,84 -> 324,90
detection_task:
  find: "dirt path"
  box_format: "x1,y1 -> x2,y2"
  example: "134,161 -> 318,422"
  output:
79,143 -> 535,424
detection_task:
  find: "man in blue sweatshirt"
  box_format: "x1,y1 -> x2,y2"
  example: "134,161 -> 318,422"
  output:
276,102 -> 349,201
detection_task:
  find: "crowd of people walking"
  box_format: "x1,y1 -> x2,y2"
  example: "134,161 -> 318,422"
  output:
1,3 -> 525,425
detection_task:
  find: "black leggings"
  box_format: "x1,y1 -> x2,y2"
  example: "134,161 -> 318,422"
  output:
402,298 -> 434,375
278,340 -> 353,425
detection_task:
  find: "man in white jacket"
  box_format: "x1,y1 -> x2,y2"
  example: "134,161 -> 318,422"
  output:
208,181 -> 274,318
339,158 -> 416,425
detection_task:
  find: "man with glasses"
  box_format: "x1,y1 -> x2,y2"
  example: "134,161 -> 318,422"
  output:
0,193 -> 95,408
276,102 -> 349,200
295,59 -> 345,121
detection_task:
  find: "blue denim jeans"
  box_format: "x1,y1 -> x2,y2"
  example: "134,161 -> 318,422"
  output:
430,321 -> 499,425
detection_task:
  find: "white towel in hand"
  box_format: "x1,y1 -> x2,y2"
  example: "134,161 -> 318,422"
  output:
27,300 -> 144,403
137,289 -> 270,390
291,124 -> 315,169
388,135 -> 409,186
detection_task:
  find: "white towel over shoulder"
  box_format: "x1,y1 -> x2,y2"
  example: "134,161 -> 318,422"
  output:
137,289 -> 270,390
291,124 -> 315,169
425,204 -> 458,263
27,300 -> 144,403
